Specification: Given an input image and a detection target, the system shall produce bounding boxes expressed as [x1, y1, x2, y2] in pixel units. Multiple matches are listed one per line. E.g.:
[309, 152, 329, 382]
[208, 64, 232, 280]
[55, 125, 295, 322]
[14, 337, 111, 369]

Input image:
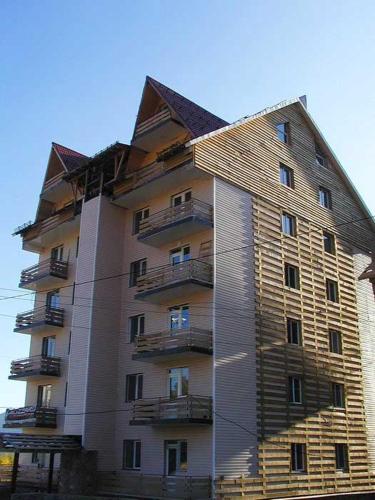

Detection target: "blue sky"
[0, 0, 374, 410]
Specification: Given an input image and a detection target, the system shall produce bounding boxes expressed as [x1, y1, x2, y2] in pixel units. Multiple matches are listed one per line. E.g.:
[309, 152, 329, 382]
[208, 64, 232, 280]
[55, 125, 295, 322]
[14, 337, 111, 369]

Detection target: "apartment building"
[4, 76, 375, 498]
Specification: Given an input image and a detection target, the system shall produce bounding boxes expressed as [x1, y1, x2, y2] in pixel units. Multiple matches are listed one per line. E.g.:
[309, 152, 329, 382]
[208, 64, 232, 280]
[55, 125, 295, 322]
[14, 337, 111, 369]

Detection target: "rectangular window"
[332, 383, 345, 408]
[129, 259, 147, 287]
[165, 440, 188, 475]
[51, 245, 64, 261]
[329, 330, 342, 354]
[319, 187, 332, 209]
[281, 212, 297, 236]
[323, 231, 335, 254]
[169, 305, 190, 330]
[291, 443, 306, 473]
[37, 384, 52, 408]
[169, 367, 189, 399]
[285, 264, 300, 289]
[170, 245, 191, 265]
[46, 290, 60, 309]
[287, 318, 302, 345]
[335, 444, 349, 472]
[280, 163, 294, 188]
[123, 440, 141, 470]
[41, 336, 56, 357]
[172, 190, 192, 207]
[326, 279, 339, 303]
[276, 122, 290, 143]
[129, 314, 145, 342]
[133, 207, 149, 234]
[125, 374, 143, 402]
[315, 142, 327, 168]
[289, 376, 303, 404]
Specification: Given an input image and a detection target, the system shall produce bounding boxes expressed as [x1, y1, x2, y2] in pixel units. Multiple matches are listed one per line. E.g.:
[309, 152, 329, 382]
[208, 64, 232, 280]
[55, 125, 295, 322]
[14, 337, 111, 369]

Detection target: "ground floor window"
[291, 443, 306, 473]
[123, 440, 141, 470]
[335, 443, 349, 472]
[165, 440, 187, 475]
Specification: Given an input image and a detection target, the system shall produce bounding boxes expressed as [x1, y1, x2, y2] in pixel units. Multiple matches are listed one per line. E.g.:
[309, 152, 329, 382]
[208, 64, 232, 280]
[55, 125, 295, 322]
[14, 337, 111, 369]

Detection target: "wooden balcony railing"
[15, 306, 64, 332]
[134, 327, 212, 358]
[9, 355, 61, 379]
[131, 395, 212, 425]
[19, 258, 68, 288]
[136, 260, 213, 295]
[4, 406, 57, 428]
[138, 199, 213, 239]
[43, 171, 65, 192]
[134, 108, 172, 137]
[98, 471, 211, 499]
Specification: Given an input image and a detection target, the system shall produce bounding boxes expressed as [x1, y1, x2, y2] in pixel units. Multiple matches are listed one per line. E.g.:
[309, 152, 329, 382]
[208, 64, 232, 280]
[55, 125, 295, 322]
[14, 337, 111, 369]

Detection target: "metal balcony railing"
[9, 355, 61, 379]
[15, 306, 64, 332]
[136, 260, 213, 296]
[4, 406, 57, 428]
[19, 258, 68, 288]
[138, 199, 213, 239]
[131, 395, 212, 425]
[134, 327, 212, 359]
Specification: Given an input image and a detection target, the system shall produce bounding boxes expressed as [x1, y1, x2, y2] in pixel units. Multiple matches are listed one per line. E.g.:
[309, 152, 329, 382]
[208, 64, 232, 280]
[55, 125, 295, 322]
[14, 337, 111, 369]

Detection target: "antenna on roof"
[299, 95, 307, 108]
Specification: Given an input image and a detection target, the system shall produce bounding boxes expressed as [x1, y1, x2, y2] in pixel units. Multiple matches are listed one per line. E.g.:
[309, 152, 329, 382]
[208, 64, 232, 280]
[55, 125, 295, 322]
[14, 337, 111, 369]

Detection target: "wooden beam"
[47, 452, 55, 493]
[11, 451, 19, 493]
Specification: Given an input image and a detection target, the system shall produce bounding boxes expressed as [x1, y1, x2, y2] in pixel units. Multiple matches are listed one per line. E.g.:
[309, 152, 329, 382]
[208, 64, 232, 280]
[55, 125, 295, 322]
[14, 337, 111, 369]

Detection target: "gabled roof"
[188, 97, 375, 232]
[52, 142, 89, 172]
[144, 76, 229, 138]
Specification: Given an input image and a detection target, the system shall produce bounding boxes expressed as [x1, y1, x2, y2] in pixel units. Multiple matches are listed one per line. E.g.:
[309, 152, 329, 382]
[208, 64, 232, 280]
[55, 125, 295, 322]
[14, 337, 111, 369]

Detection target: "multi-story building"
[5, 76, 375, 498]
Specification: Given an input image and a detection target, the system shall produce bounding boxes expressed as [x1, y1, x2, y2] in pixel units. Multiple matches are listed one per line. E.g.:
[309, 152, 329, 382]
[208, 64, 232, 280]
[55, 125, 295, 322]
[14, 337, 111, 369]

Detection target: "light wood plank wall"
[194, 104, 375, 496]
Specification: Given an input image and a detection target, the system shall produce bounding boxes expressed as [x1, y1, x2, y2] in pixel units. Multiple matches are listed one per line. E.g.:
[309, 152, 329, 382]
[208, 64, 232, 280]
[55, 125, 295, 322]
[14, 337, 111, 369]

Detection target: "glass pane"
[181, 307, 190, 328]
[168, 447, 177, 475]
[169, 373, 179, 399]
[180, 441, 188, 471]
[124, 441, 134, 469]
[135, 441, 141, 468]
[181, 368, 189, 396]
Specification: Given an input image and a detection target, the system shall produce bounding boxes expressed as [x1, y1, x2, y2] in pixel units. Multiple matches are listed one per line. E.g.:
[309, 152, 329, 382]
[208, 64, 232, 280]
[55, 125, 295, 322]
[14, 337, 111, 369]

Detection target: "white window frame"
[51, 245, 64, 261]
[129, 314, 145, 342]
[42, 336, 56, 357]
[133, 207, 149, 234]
[171, 189, 192, 207]
[168, 367, 189, 398]
[123, 440, 141, 470]
[129, 259, 147, 287]
[125, 373, 143, 402]
[169, 305, 190, 330]
[170, 245, 191, 265]
[319, 187, 332, 209]
[276, 122, 290, 144]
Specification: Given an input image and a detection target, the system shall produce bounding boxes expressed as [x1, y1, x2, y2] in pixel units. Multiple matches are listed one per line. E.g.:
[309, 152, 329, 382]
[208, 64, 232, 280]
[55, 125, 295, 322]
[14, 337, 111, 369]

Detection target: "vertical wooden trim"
[11, 451, 19, 493]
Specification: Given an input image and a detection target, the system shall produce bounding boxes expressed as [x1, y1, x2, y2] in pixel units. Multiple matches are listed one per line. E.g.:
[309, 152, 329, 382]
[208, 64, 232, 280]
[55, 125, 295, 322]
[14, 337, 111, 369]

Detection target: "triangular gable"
[188, 97, 375, 231]
[132, 76, 228, 141]
[52, 142, 89, 173]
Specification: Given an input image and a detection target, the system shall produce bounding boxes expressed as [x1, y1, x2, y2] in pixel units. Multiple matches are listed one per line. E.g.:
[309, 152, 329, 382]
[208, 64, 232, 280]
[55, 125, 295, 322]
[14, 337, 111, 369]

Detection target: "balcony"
[135, 260, 213, 304]
[132, 108, 186, 152]
[14, 306, 64, 334]
[3, 406, 57, 428]
[19, 258, 68, 289]
[138, 199, 213, 247]
[9, 355, 61, 381]
[130, 395, 212, 426]
[133, 327, 212, 362]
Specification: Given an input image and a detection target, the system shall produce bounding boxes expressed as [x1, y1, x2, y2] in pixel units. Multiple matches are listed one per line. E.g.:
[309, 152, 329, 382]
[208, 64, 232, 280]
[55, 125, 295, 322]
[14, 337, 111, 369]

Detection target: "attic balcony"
[130, 395, 212, 426]
[132, 108, 186, 152]
[19, 258, 68, 290]
[132, 327, 213, 362]
[14, 306, 64, 334]
[135, 260, 213, 304]
[3, 406, 57, 429]
[14, 200, 82, 253]
[138, 199, 213, 247]
[40, 171, 72, 203]
[9, 355, 61, 381]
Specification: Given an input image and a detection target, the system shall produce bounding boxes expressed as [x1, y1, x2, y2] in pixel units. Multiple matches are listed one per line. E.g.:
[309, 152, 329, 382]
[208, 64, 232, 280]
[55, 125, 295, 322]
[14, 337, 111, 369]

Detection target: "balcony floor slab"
[135, 280, 213, 305]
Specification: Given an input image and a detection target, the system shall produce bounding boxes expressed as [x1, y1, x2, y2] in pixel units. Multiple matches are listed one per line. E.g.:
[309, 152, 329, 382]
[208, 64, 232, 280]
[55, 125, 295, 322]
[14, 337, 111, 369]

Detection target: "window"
[287, 318, 302, 345]
[335, 444, 349, 472]
[281, 212, 297, 236]
[170, 245, 191, 265]
[126, 374, 143, 402]
[37, 385, 52, 408]
[323, 231, 335, 254]
[129, 314, 145, 342]
[169, 305, 190, 330]
[165, 440, 188, 475]
[172, 190, 192, 207]
[280, 163, 294, 188]
[169, 368, 189, 399]
[133, 207, 149, 234]
[332, 383, 345, 408]
[315, 142, 327, 168]
[123, 440, 141, 470]
[41, 336, 56, 357]
[51, 245, 63, 261]
[326, 279, 339, 303]
[319, 187, 332, 209]
[289, 376, 303, 404]
[285, 264, 300, 289]
[46, 290, 60, 309]
[276, 122, 290, 144]
[329, 330, 342, 354]
[291, 443, 306, 473]
[129, 259, 147, 287]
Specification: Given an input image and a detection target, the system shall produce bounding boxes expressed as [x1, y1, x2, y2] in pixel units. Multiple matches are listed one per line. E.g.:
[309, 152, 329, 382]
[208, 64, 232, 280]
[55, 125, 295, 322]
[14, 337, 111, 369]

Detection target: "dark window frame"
[319, 187, 332, 209]
[332, 382, 345, 409]
[326, 278, 339, 303]
[289, 376, 303, 404]
[280, 163, 294, 188]
[285, 263, 300, 290]
[276, 122, 290, 144]
[323, 231, 336, 255]
[281, 212, 297, 237]
[129, 314, 145, 342]
[123, 440, 141, 470]
[133, 207, 150, 235]
[129, 259, 147, 287]
[287, 318, 302, 346]
[335, 443, 349, 472]
[291, 443, 306, 473]
[329, 329, 343, 354]
[125, 373, 143, 402]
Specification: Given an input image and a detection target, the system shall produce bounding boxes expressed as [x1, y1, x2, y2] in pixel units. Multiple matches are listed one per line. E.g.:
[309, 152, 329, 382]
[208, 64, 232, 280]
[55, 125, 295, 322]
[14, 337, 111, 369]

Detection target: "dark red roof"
[147, 76, 228, 138]
[52, 142, 89, 172]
